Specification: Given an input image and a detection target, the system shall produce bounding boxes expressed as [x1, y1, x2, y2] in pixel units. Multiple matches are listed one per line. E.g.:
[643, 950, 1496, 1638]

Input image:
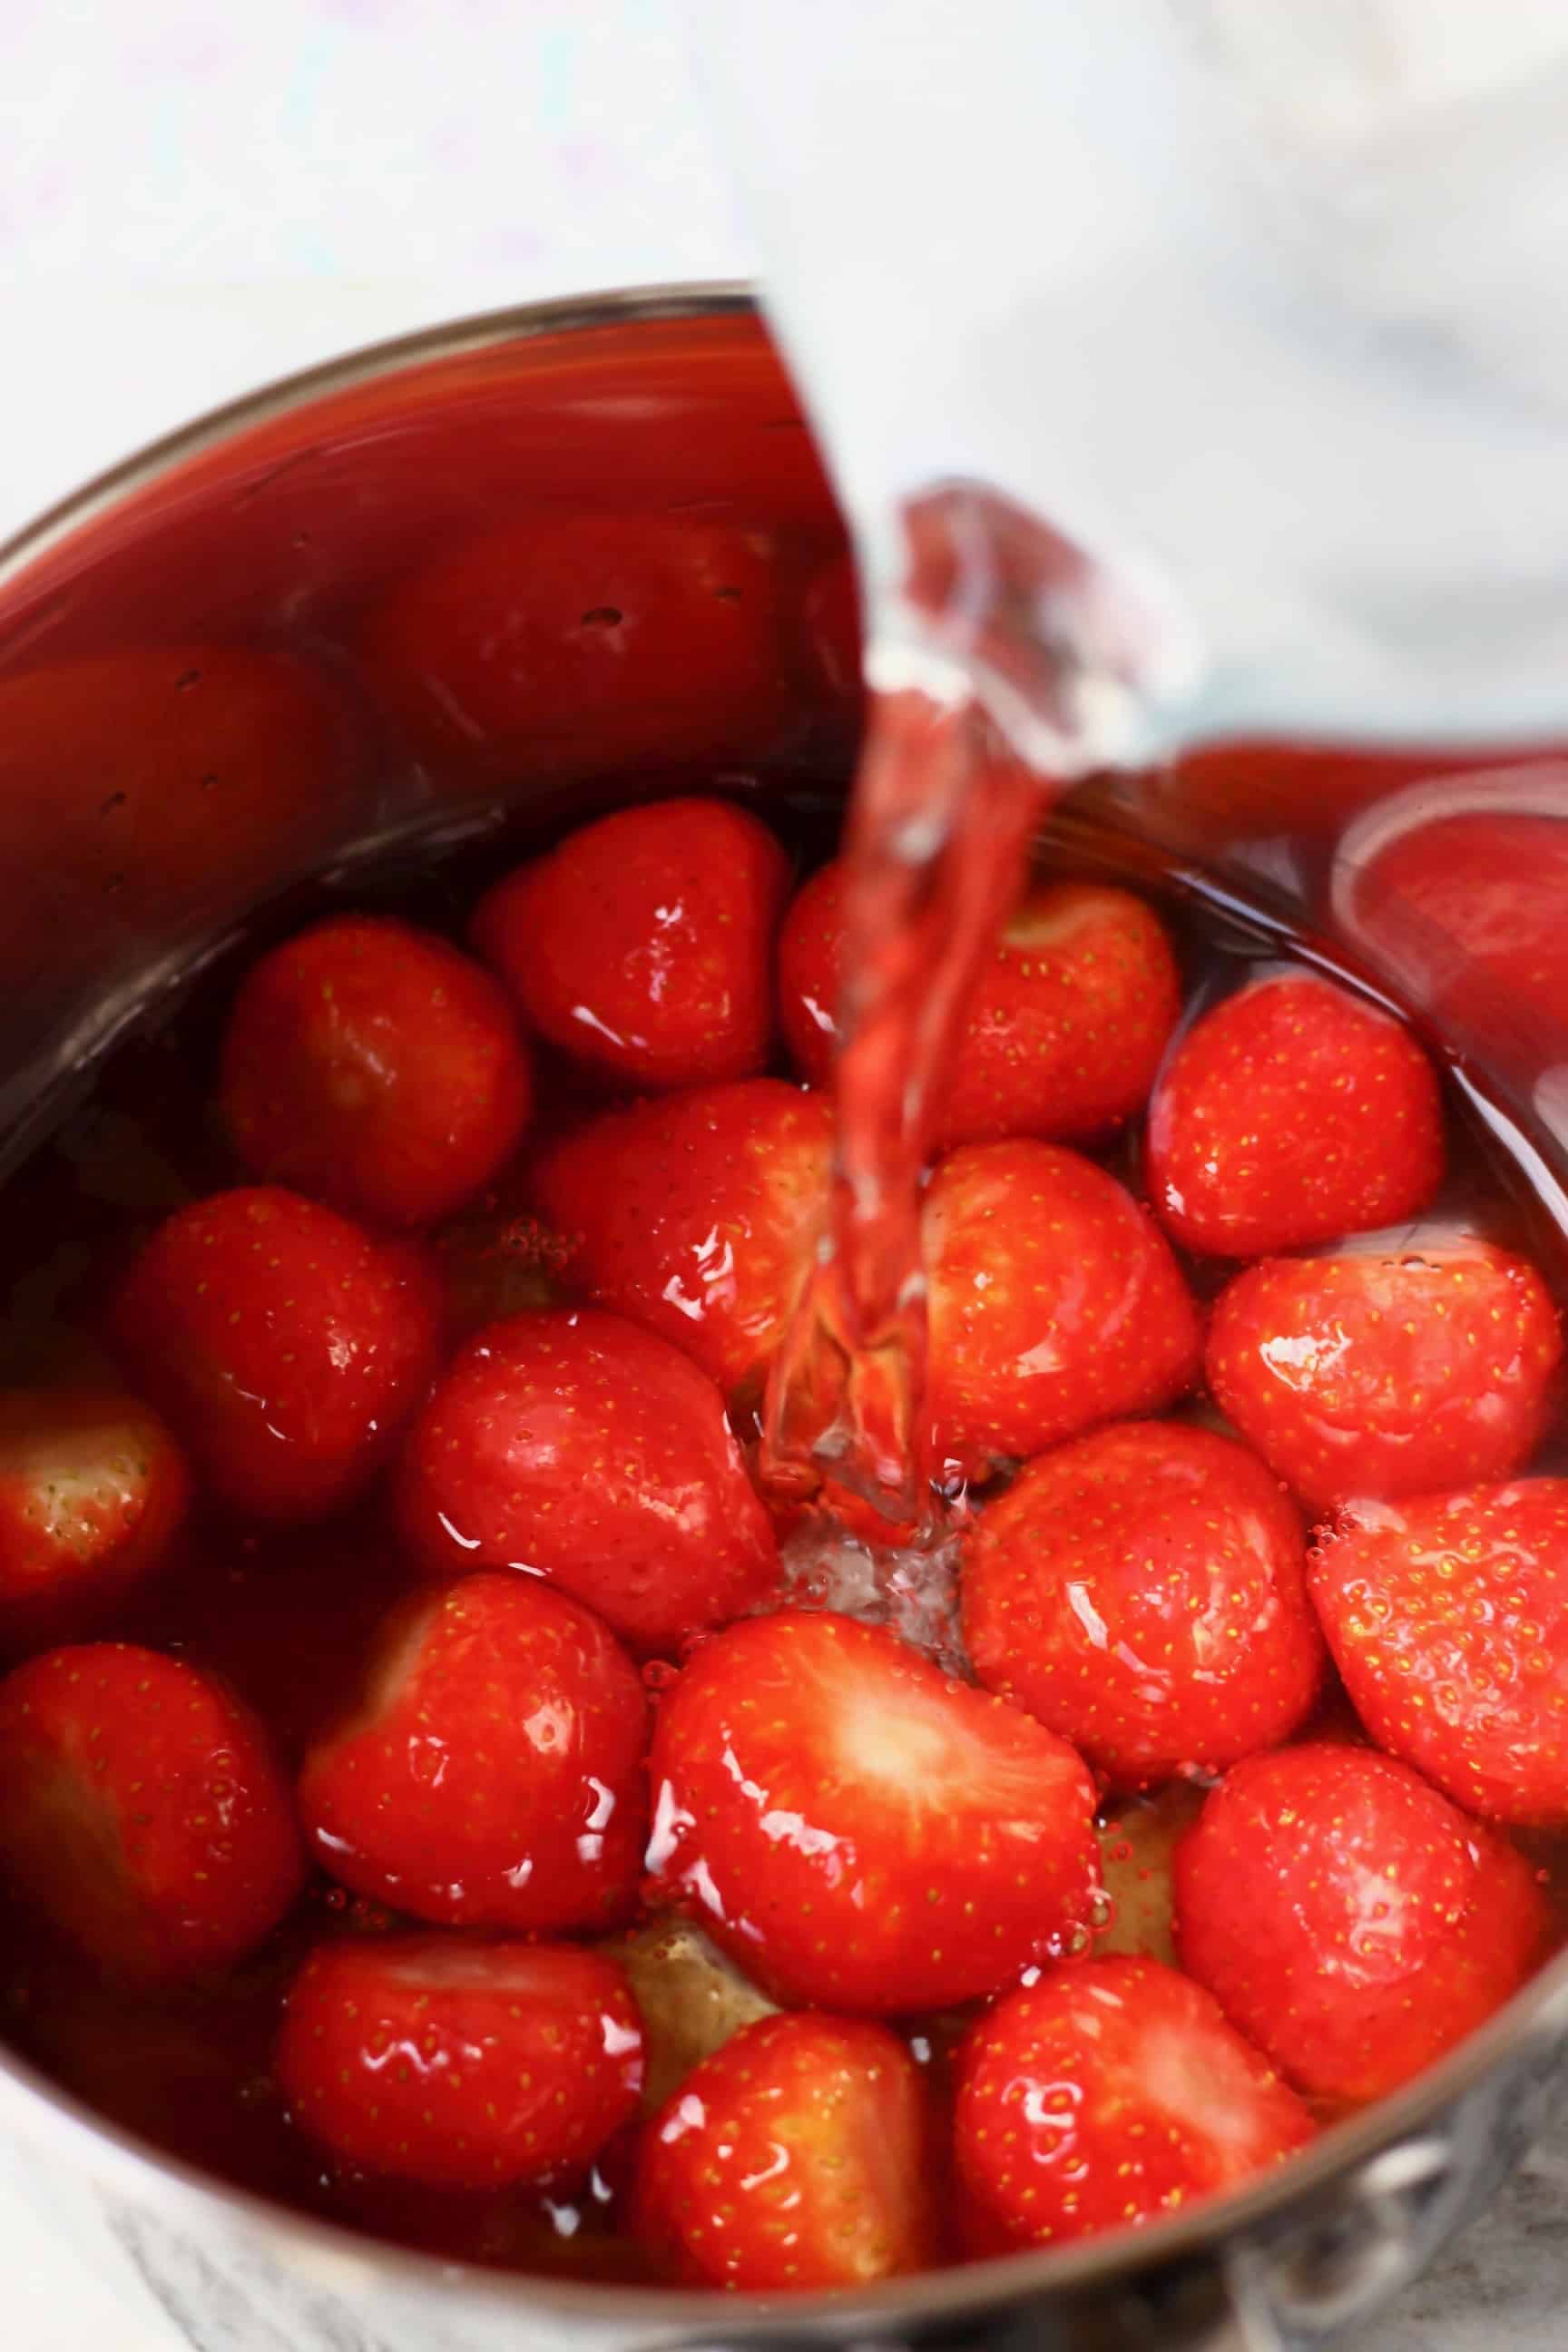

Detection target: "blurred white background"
[0, 0, 748, 539]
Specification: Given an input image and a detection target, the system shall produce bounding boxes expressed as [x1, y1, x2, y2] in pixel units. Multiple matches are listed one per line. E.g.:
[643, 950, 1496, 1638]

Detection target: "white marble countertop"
[1, 5, 1565, 2346]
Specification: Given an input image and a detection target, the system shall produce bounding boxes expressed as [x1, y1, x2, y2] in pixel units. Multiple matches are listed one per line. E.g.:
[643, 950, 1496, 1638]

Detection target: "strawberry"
[111, 1186, 441, 1524]
[220, 914, 533, 1228]
[530, 1080, 832, 1397]
[396, 1308, 778, 1652]
[645, 1609, 1102, 2013]
[1308, 1481, 1568, 1824]
[1145, 972, 1446, 1259]
[1173, 1743, 1548, 2104]
[299, 1572, 648, 1933]
[364, 512, 787, 784]
[924, 1142, 1200, 1482]
[0, 1642, 302, 1982]
[610, 1916, 777, 2114]
[1095, 1783, 1207, 1967]
[963, 1422, 1322, 1790]
[1207, 1242, 1561, 1511]
[279, 1936, 644, 2190]
[0, 1387, 191, 1650]
[779, 864, 1180, 1149]
[472, 798, 788, 1091]
[635, 2010, 931, 2289]
[954, 1955, 1313, 2249]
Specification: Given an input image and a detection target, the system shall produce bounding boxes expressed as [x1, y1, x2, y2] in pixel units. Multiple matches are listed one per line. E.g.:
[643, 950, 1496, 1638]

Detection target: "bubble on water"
[775, 1514, 971, 1675]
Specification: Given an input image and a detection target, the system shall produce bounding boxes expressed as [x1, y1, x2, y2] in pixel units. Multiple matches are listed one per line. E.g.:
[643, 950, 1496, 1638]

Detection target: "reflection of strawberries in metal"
[363, 513, 789, 784]
[0, 644, 360, 997]
[1338, 794, 1568, 1083]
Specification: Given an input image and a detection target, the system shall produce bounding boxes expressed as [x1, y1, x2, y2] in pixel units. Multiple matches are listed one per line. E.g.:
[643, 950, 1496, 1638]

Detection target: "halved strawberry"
[924, 1142, 1200, 1482]
[1173, 1743, 1548, 2103]
[1208, 1241, 1561, 1510]
[396, 1308, 778, 1652]
[0, 1387, 191, 1650]
[634, 2010, 932, 2289]
[472, 797, 788, 1091]
[780, 864, 1180, 1149]
[0, 1642, 302, 1982]
[220, 914, 533, 1228]
[298, 1572, 647, 1933]
[1145, 972, 1446, 1259]
[530, 1081, 832, 1398]
[645, 1609, 1102, 2013]
[111, 1186, 442, 1524]
[1308, 1481, 1568, 1824]
[955, 1955, 1313, 2248]
[279, 1936, 644, 2190]
[963, 1422, 1322, 1789]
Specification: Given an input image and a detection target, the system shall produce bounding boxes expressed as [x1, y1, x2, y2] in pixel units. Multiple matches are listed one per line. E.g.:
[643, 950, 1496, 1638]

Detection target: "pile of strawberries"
[0, 792, 1563, 2295]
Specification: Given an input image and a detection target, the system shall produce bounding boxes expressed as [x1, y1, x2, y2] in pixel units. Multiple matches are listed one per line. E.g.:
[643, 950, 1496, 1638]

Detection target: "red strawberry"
[0, 1387, 191, 1650]
[1145, 972, 1446, 1258]
[1308, 1481, 1568, 1824]
[924, 1142, 1200, 1482]
[1208, 1242, 1561, 1511]
[780, 864, 1180, 1149]
[397, 1308, 778, 1651]
[299, 1572, 647, 1932]
[530, 1080, 832, 1397]
[364, 512, 787, 784]
[634, 2011, 932, 2289]
[963, 1422, 1322, 1790]
[645, 1609, 1102, 2013]
[0, 1642, 302, 1982]
[472, 798, 788, 1091]
[1173, 1743, 1548, 2103]
[954, 1955, 1313, 2249]
[220, 914, 533, 1228]
[111, 1186, 442, 1524]
[279, 1936, 644, 2190]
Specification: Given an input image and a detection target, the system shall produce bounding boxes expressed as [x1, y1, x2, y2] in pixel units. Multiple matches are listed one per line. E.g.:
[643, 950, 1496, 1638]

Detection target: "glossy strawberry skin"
[0, 1387, 191, 1651]
[396, 1307, 779, 1651]
[279, 1936, 644, 2190]
[220, 914, 533, 1228]
[955, 1955, 1313, 2248]
[924, 1142, 1200, 1482]
[1208, 1243, 1561, 1511]
[645, 1609, 1102, 2014]
[780, 864, 1180, 1148]
[964, 1422, 1322, 1789]
[111, 1187, 442, 1524]
[0, 1642, 302, 1984]
[473, 798, 788, 1091]
[1145, 973, 1446, 1259]
[1173, 1743, 1548, 2103]
[530, 1081, 832, 1397]
[635, 2011, 932, 2289]
[1308, 1482, 1568, 1824]
[299, 1572, 648, 1934]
